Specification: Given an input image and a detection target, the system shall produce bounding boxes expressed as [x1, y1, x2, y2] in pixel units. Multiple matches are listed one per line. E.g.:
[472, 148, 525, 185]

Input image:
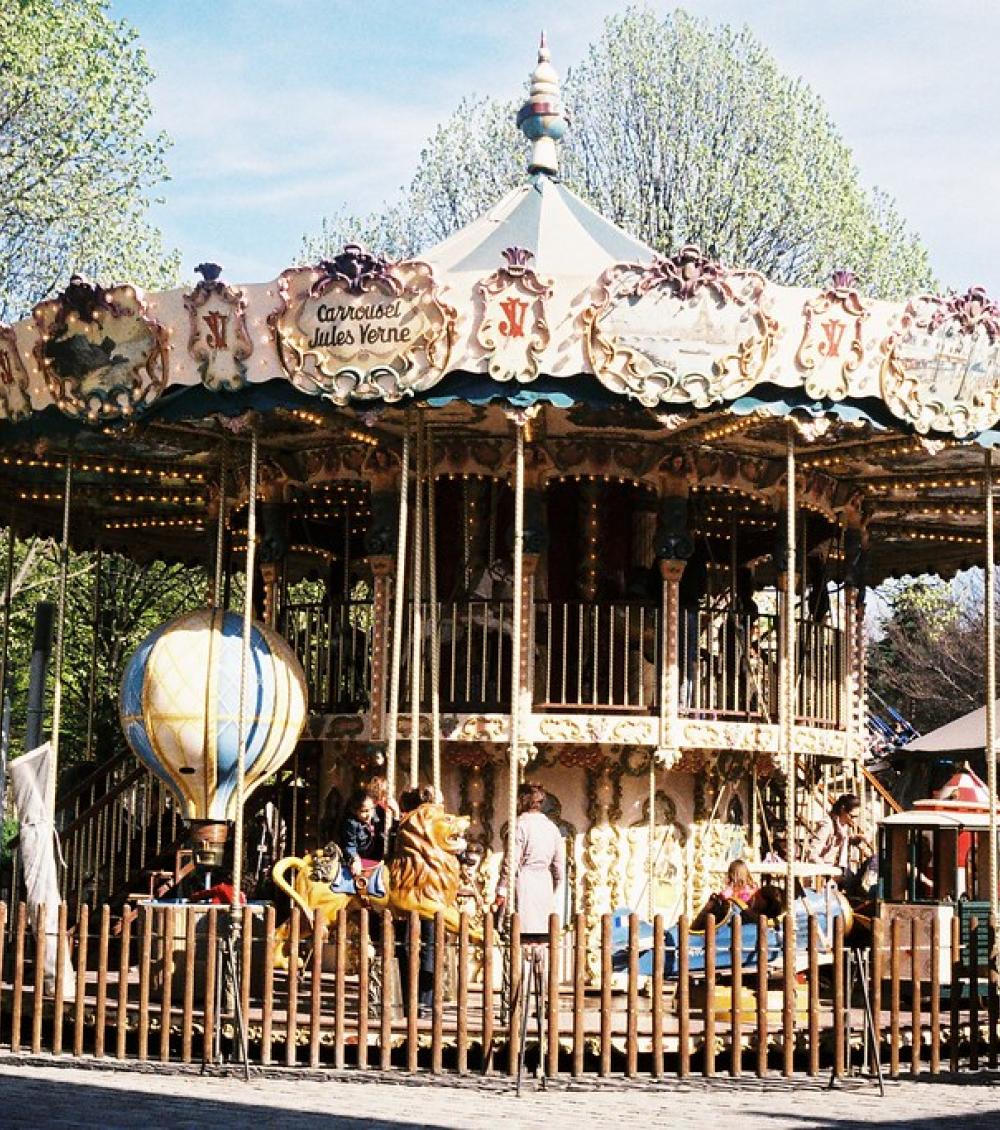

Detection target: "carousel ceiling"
[0, 41, 995, 583]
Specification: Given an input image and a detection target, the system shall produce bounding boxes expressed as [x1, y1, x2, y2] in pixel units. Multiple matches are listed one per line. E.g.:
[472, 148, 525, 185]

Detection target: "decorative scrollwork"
[184, 266, 253, 391]
[476, 248, 553, 382]
[795, 271, 868, 401]
[0, 326, 32, 422]
[584, 247, 777, 408]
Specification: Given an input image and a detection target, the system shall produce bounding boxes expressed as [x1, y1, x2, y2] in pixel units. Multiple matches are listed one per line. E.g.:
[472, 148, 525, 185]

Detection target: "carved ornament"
[0, 326, 32, 422]
[476, 248, 553, 382]
[795, 271, 868, 401]
[184, 266, 253, 391]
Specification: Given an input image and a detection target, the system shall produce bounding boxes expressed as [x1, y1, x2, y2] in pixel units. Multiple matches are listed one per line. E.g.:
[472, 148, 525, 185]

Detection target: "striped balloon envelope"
[119, 608, 307, 822]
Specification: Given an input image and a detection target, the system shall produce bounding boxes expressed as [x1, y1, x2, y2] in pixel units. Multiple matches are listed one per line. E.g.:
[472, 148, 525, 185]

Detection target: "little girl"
[721, 858, 758, 907]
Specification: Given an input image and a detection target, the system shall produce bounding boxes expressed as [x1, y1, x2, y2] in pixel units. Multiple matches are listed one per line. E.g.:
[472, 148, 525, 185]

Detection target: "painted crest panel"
[475, 247, 552, 382]
[0, 327, 32, 422]
[880, 287, 1000, 436]
[270, 245, 455, 404]
[583, 246, 777, 408]
[795, 272, 868, 401]
[184, 266, 253, 391]
[32, 276, 168, 422]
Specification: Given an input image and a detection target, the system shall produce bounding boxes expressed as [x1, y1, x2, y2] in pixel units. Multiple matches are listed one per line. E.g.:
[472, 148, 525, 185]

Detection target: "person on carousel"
[721, 858, 758, 908]
[807, 793, 873, 896]
[340, 787, 389, 881]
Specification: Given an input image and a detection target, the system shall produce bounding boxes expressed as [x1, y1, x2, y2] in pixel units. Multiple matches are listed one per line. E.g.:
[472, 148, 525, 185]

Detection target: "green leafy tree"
[0, 0, 178, 320]
[303, 8, 933, 298]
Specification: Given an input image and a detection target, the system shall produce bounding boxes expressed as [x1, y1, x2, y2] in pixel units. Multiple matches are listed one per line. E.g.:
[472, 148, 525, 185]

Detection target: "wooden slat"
[181, 907, 195, 1063]
[308, 912, 323, 1068]
[970, 916, 981, 1071]
[406, 911, 419, 1073]
[0, 902, 6, 1050]
[53, 902, 67, 1055]
[678, 915, 690, 1078]
[11, 902, 26, 1054]
[138, 904, 152, 1061]
[930, 913, 941, 1074]
[73, 903, 88, 1058]
[807, 914, 820, 1077]
[509, 917, 523, 1078]
[626, 911, 639, 1078]
[547, 913, 559, 1080]
[116, 908, 132, 1060]
[334, 910, 347, 1069]
[379, 909, 392, 1071]
[202, 910, 218, 1066]
[431, 912, 445, 1074]
[889, 915, 901, 1078]
[950, 915, 961, 1072]
[261, 905, 275, 1066]
[756, 915, 768, 1078]
[704, 914, 716, 1078]
[286, 906, 300, 1067]
[652, 915, 664, 1079]
[95, 905, 110, 1059]
[240, 904, 253, 1040]
[571, 912, 584, 1077]
[159, 906, 174, 1063]
[832, 915, 844, 1080]
[599, 913, 612, 1076]
[357, 907, 370, 1070]
[730, 911, 742, 1078]
[910, 917, 921, 1076]
[31, 902, 45, 1054]
[455, 912, 468, 1075]
[871, 917, 884, 1061]
[782, 913, 794, 1077]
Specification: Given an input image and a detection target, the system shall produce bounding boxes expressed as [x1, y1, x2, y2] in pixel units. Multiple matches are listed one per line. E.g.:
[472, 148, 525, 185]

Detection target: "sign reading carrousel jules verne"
[271, 245, 455, 404]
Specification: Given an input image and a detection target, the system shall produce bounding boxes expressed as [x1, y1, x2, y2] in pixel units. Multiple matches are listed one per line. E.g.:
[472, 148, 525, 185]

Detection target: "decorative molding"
[32, 275, 168, 422]
[796, 272, 868, 401]
[184, 266, 253, 391]
[583, 246, 777, 408]
[475, 247, 553, 382]
[270, 246, 456, 404]
[0, 326, 33, 422]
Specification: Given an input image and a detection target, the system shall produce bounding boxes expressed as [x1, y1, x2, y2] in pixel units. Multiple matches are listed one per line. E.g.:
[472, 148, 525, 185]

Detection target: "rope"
[231, 422, 258, 907]
[48, 444, 73, 818]
[409, 412, 424, 789]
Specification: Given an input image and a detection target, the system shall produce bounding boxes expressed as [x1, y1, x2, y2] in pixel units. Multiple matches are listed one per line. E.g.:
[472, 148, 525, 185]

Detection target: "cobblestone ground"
[2, 1058, 1000, 1129]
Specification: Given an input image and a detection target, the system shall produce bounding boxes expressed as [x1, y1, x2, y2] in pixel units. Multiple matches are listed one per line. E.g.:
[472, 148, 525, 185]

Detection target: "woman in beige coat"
[495, 782, 565, 939]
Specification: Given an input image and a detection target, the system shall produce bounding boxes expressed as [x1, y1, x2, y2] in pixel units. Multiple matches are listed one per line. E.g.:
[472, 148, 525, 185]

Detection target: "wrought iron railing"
[284, 599, 372, 713]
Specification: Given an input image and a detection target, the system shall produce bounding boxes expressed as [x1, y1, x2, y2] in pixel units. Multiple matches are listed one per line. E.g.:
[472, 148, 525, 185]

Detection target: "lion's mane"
[389, 804, 462, 906]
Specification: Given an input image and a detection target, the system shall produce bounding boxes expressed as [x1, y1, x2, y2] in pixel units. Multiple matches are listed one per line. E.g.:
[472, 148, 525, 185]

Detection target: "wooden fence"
[0, 901, 997, 1079]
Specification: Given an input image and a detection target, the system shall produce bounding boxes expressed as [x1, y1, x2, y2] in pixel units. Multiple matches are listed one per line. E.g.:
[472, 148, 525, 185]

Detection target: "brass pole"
[48, 446, 74, 818]
[231, 422, 259, 905]
[507, 420, 526, 917]
[213, 440, 228, 606]
[409, 413, 424, 788]
[385, 419, 412, 805]
[985, 449, 998, 949]
[427, 425, 441, 795]
[783, 430, 797, 916]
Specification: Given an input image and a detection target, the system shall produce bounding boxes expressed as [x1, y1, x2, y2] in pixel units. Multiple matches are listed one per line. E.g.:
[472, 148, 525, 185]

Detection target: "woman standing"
[495, 781, 565, 939]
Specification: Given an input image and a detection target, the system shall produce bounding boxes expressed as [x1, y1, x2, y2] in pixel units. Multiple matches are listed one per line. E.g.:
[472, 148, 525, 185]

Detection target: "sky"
[112, 0, 1000, 295]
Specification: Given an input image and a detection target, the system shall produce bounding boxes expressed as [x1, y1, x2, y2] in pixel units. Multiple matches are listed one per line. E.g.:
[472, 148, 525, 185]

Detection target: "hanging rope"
[47, 445, 74, 817]
[231, 421, 259, 907]
[427, 424, 441, 795]
[385, 418, 412, 805]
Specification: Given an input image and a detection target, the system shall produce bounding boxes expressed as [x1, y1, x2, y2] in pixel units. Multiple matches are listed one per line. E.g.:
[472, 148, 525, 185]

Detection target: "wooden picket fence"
[1, 900, 998, 1079]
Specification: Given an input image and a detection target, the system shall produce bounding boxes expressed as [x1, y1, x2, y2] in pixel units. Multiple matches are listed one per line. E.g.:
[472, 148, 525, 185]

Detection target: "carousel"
[2, 39, 1000, 992]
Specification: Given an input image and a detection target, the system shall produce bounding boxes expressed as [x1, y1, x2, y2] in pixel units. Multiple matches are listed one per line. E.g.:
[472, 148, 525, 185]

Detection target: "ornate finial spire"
[516, 33, 569, 177]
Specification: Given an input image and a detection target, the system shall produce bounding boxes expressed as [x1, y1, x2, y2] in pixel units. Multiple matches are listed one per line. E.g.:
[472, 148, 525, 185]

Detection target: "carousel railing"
[534, 600, 659, 711]
[679, 609, 778, 721]
[0, 899, 992, 1080]
[795, 619, 846, 728]
[283, 599, 372, 713]
[399, 599, 513, 712]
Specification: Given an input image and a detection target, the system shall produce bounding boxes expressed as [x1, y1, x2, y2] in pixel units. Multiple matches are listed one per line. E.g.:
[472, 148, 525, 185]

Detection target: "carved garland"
[584, 245, 778, 408]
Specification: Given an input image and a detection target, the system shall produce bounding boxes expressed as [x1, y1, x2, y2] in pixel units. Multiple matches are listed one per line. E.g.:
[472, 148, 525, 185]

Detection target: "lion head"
[389, 803, 469, 909]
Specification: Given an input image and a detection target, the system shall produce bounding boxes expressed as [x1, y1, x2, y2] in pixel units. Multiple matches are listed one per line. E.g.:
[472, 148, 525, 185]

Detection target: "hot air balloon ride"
[120, 607, 307, 871]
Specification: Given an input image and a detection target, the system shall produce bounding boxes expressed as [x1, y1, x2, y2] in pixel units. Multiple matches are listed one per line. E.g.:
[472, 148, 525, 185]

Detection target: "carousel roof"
[0, 38, 997, 582]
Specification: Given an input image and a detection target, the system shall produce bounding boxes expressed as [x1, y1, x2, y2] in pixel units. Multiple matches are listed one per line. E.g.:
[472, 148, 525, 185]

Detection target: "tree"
[303, 8, 933, 299]
[868, 575, 988, 735]
[0, 0, 178, 321]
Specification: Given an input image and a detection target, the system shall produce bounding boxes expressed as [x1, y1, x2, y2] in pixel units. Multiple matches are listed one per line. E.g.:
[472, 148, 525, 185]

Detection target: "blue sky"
[113, 1, 1000, 295]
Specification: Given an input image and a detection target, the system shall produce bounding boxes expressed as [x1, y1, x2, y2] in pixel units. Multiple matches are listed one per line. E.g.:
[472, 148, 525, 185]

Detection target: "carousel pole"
[409, 412, 425, 789]
[84, 547, 102, 759]
[213, 440, 229, 606]
[984, 449, 999, 955]
[385, 418, 412, 806]
[427, 424, 442, 796]
[782, 428, 797, 916]
[507, 418, 526, 919]
[231, 422, 259, 907]
[0, 512, 15, 723]
[47, 444, 74, 819]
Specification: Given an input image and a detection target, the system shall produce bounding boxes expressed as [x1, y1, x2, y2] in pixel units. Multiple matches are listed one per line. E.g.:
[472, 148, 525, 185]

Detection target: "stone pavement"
[1, 1058, 1000, 1129]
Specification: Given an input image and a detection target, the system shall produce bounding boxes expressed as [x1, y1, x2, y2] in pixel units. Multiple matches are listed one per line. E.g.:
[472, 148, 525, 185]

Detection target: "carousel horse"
[271, 802, 479, 968]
